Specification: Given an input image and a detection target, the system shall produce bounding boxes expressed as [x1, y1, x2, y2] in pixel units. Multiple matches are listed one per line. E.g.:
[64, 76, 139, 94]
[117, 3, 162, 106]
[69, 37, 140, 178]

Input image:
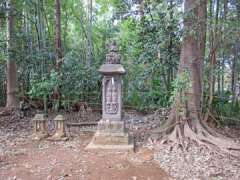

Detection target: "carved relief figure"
[106, 79, 112, 113]
[106, 41, 121, 64]
[105, 77, 118, 114]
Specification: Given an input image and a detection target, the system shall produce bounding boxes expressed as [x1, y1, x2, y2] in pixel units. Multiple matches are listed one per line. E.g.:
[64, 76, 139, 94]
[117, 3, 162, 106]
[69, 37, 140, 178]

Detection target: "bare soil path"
[0, 133, 170, 180]
[2, 109, 239, 179]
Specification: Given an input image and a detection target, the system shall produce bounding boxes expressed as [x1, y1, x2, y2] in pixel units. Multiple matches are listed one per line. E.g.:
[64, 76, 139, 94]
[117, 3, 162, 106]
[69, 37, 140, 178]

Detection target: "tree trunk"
[152, 0, 240, 156]
[55, 0, 62, 67]
[221, 0, 228, 95]
[157, 0, 205, 138]
[177, 0, 203, 123]
[87, 0, 93, 67]
[167, 0, 174, 91]
[197, 0, 207, 111]
[232, 1, 240, 104]
[54, 0, 62, 111]
[231, 53, 237, 104]
[6, 0, 17, 109]
[208, 0, 220, 108]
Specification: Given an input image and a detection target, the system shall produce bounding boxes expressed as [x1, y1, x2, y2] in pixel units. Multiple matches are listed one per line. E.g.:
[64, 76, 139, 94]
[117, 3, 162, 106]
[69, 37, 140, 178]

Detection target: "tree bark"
[178, 0, 202, 121]
[167, 0, 174, 91]
[208, 0, 220, 107]
[220, 0, 228, 96]
[6, 0, 17, 109]
[197, 0, 207, 111]
[152, 0, 240, 156]
[159, 0, 204, 137]
[55, 0, 62, 69]
[53, 0, 62, 111]
[232, 0, 240, 103]
[87, 0, 93, 67]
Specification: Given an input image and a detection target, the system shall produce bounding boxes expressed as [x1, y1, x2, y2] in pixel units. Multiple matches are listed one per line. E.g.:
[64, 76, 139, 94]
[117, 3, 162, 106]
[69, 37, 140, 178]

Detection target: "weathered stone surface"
[98, 64, 126, 75]
[86, 41, 133, 151]
[102, 75, 123, 121]
[54, 114, 65, 121]
[93, 133, 129, 145]
[106, 41, 121, 64]
[32, 114, 46, 122]
[92, 120, 130, 145]
[31, 114, 48, 141]
[97, 120, 125, 134]
[48, 114, 68, 141]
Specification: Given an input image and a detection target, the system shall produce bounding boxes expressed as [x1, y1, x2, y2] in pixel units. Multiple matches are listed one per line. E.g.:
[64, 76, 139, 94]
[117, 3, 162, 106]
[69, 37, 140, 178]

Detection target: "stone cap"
[99, 64, 126, 75]
[32, 114, 46, 121]
[54, 114, 65, 121]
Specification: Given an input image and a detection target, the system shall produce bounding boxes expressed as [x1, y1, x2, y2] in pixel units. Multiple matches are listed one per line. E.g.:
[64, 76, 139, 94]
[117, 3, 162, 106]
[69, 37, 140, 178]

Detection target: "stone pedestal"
[48, 114, 68, 141]
[86, 119, 133, 150]
[92, 120, 130, 145]
[31, 114, 48, 141]
[86, 41, 134, 151]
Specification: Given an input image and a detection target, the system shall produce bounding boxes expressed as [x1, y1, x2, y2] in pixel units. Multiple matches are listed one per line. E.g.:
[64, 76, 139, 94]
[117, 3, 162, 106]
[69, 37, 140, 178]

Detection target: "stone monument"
[86, 41, 134, 150]
[31, 114, 48, 141]
[48, 114, 68, 141]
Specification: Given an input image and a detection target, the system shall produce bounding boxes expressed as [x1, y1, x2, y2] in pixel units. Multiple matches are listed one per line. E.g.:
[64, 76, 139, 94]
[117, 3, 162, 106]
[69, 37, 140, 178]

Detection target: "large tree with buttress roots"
[153, 0, 240, 156]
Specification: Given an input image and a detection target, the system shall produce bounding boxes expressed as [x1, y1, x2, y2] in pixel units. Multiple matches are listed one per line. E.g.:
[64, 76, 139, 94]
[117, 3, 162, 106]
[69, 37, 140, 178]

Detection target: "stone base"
[47, 131, 68, 141]
[86, 140, 134, 151]
[85, 120, 134, 151]
[31, 132, 48, 141]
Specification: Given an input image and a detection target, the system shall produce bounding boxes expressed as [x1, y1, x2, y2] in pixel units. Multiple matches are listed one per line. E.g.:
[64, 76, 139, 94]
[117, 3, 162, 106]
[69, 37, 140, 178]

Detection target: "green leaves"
[170, 70, 190, 104]
[28, 70, 60, 98]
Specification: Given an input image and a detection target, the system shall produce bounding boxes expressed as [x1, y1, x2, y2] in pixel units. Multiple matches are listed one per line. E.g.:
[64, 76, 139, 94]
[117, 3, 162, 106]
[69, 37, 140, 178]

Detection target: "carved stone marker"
[31, 114, 48, 141]
[86, 41, 134, 151]
[48, 114, 68, 141]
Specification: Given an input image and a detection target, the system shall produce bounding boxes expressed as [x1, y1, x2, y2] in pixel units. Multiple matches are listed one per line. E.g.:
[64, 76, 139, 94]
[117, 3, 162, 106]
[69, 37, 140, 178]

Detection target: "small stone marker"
[48, 114, 68, 141]
[86, 41, 134, 151]
[31, 114, 48, 141]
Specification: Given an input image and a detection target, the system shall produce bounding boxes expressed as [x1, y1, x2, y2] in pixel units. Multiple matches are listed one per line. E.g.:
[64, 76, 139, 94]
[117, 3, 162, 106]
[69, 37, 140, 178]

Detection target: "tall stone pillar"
[86, 41, 134, 150]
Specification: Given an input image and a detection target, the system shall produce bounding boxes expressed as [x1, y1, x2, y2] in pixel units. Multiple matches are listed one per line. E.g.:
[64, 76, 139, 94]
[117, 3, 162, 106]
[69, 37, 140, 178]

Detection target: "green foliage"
[170, 70, 190, 104]
[28, 70, 59, 99]
[115, 1, 181, 110]
[60, 51, 101, 105]
[0, 0, 239, 124]
[211, 91, 240, 125]
[0, 65, 5, 106]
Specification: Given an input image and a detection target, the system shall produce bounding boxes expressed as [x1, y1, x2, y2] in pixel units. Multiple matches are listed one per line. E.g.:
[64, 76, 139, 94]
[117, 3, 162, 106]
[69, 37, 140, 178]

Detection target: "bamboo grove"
[0, 0, 239, 125]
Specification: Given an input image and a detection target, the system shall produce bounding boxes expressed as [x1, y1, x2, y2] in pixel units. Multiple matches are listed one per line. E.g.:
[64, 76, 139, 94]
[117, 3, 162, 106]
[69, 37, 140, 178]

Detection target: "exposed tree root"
[149, 113, 240, 158]
[0, 107, 13, 117]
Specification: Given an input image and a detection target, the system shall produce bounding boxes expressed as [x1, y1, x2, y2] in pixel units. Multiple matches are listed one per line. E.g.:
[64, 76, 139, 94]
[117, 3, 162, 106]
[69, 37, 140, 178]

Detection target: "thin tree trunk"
[167, 0, 174, 91]
[232, 0, 240, 103]
[215, 0, 221, 95]
[55, 0, 62, 68]
[87, 0, 93, 67]
[63, 6, 68, 52]
[197, 0, 207, 112]
[6, 0, 17, 109]
[53, 0, 62, 112]
[221, 0, 228, 95]
[231, 53, 237, 103]
[208, 0, 220, 108]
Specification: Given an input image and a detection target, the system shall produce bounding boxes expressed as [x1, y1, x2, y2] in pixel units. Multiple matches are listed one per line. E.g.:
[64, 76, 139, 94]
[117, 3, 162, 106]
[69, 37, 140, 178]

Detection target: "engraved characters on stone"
[105, 77, 118, 114]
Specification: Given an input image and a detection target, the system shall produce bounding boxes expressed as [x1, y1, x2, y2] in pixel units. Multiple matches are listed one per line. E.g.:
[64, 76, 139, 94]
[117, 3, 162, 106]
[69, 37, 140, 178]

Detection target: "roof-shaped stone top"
[99, 64, 126, 75]
[100, 40, 126, 75]
[54, 114, 65, 121]
[32, 114, 46, 121]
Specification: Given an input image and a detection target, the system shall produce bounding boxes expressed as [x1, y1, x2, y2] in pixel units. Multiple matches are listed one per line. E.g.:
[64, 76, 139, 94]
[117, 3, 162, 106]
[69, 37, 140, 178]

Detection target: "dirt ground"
[0, 132, 170, 180]
[1, 108, 239, 180]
